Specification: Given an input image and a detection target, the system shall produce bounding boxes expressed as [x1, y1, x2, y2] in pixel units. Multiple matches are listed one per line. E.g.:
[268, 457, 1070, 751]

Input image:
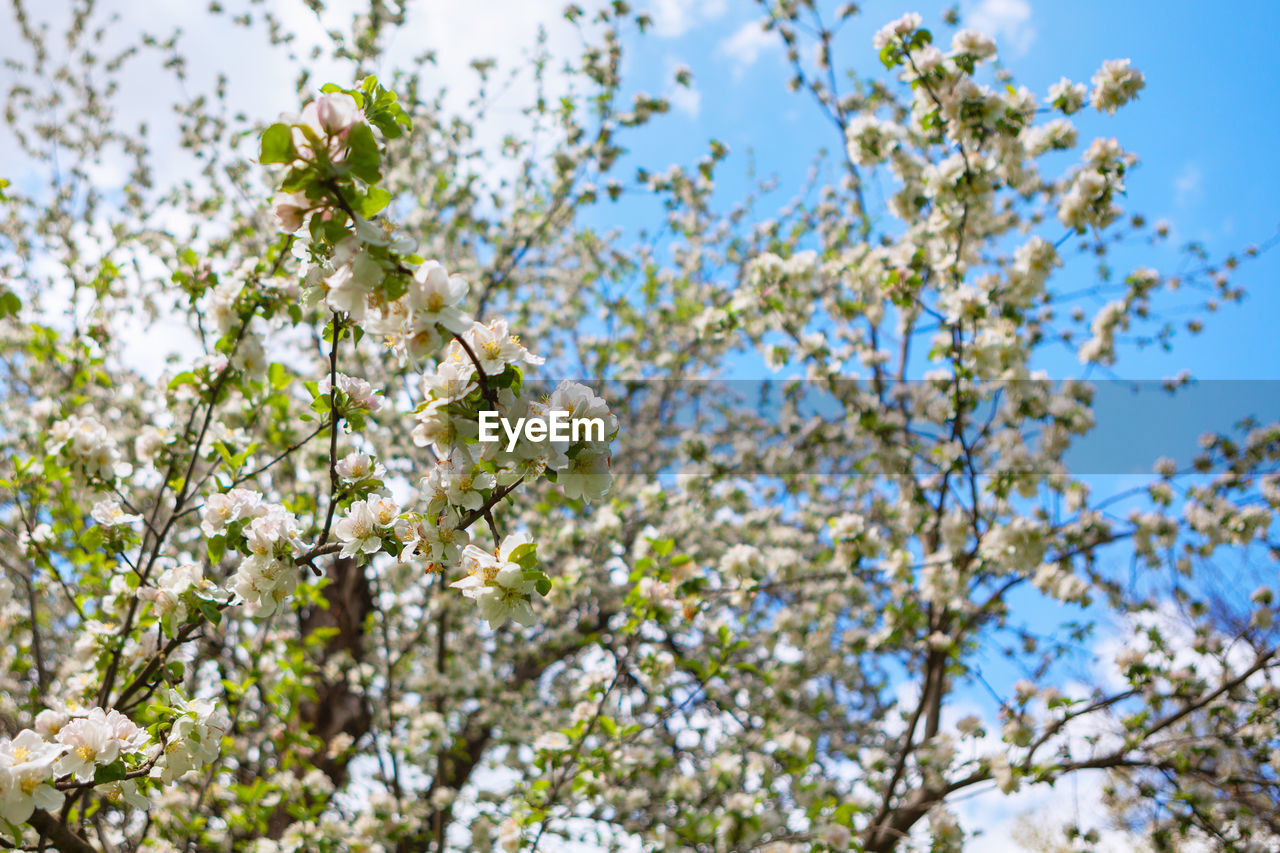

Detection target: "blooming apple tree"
[1, 1, 1279, 852]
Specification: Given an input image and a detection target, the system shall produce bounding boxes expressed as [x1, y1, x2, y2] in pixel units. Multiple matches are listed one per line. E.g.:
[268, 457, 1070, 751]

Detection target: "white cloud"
[959, 771, 1144, 853]
[716, 19, 778, 76]
[647, 0, 728, 38]
[667, 82, 701, 118]
[964, 0, 1036, 57]
[665, 60, 700, 118]
[1174, 162, 1202, 208]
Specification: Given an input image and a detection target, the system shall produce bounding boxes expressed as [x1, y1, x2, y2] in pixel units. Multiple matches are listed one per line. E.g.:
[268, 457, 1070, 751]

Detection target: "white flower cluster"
[151, 690, 227, 784]
[1022, 117, 1078, 157]
[872, 12, 922, 51]
[270, 96, 363, 234]
[980, 516, 1048, 574]
[233, 509, 304, 617]
[1090, 58, 1145, 114]
[48, 415, 130, 482]
[415, 359, 616, 504]
[1047, 77, 1087, 114]
[450, 533, 539, 628]
[1058, 138, 1136, 232]
[293, 92, 362, 164]
[393, 509, 470, 572]
[90, 498, 141, 528]
[139, 563, 219, 636]
[950, 28, 996, 61]
[1078, 299, 1128, 365]
[201, 489, 303, 616]
[358, 258, 476, 362]
[749, 250, 819, 287]
[17, 522, 54, 556]
[270, 95, 481, 365]
[844, 115, 903, 166]
[319, 372, 385, 412]
[334, 450, 383, 483]
[334, 495, 399, 558]
[1005, 236, 1062, 307]
[938, 280, 990, 324]
[422, 449, 495, 511]
[0, 707, 150, 824]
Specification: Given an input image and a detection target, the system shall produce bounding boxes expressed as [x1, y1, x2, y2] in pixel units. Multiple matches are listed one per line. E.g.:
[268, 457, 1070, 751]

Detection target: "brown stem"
[28, 809, 96, 853]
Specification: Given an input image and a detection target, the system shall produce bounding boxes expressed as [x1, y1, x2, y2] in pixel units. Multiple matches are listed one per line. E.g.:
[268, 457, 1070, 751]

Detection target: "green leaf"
[80, 526, 104, 552]
[196, 597, 223, 626]
[535, 577, 552, 596]
[207, 534, 226, 565]
[168, 371, 198, 390]
[214, 441, 235, 466]
[359, 186, 392, 217]
[508, 542, 538, 569]
[93, 762, 128, 785]
[345, 123, 382, 184]
[0, 291, 21, 317]
[268, 362, 290, 391]
[281, 166, 311, 193]
[259, 123, 297, 164]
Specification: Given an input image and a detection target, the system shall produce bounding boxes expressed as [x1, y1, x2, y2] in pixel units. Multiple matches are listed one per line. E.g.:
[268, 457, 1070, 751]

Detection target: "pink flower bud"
[272, 192, 309, 232]
[303, 92, 361, 136]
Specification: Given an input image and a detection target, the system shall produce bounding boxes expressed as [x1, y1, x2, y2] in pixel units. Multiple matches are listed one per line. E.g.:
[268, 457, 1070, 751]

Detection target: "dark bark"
[28, 809, 97, 853]
[266, 555, 374, 838]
